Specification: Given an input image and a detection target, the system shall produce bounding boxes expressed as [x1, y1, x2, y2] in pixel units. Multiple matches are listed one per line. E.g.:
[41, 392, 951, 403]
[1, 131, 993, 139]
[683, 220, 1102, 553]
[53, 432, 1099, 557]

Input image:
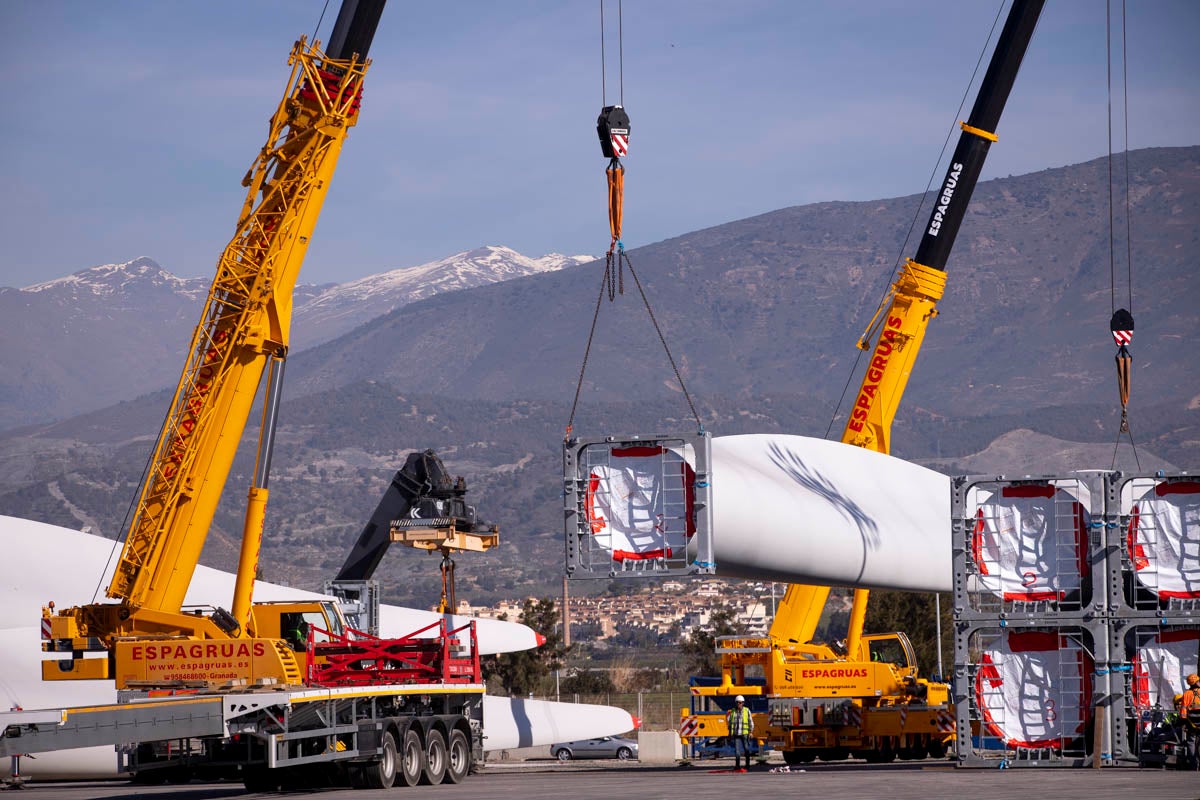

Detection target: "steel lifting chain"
[606, 158, 626, 299]
[566, 246, 703, 439]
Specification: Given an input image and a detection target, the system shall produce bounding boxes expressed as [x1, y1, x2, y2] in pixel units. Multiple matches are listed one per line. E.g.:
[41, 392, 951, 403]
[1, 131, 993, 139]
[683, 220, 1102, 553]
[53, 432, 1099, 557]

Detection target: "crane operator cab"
[866, 634, 914, 674]
[254, 601, 347, 653]
[281, 615, 310, 652]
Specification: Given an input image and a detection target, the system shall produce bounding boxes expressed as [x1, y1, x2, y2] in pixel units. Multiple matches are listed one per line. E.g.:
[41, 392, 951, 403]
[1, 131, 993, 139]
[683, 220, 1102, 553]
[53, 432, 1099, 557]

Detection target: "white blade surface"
[0, 515, 539, 653]
[0, 626, 119, 780]
[708, 435, 952, 591]
[0, 517, 630, 779]
[480, 695, 635, 752]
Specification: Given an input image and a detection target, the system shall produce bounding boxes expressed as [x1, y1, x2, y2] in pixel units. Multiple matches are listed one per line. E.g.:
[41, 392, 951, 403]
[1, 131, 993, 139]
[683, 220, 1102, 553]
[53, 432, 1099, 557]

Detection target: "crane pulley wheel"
[597, 105, 630, 158]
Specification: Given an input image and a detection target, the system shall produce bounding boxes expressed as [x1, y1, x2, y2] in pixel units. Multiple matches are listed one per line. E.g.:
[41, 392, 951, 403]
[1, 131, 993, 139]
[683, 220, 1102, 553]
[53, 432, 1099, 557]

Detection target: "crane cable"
[1106, 0, 1139, 470]
[600, 0, 628, 262]
[566, 1, 703, 438]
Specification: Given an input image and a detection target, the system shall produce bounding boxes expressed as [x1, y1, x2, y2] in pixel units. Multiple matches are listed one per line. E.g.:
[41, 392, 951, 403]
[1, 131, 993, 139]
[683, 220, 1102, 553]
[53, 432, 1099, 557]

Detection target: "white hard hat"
[735, 695, 745, 702]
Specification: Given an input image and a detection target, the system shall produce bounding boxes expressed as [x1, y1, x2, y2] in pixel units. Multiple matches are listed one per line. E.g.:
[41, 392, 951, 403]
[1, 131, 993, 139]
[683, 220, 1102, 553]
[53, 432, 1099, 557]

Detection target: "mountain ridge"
[283, 146, 1199, 419]
[1, 146, 1196, 605]
[0, 246, 592, 429]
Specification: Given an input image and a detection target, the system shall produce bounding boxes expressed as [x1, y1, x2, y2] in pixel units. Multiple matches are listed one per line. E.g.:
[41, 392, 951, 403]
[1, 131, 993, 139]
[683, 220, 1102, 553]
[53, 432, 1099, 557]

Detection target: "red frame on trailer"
[305, 619, 481, 687]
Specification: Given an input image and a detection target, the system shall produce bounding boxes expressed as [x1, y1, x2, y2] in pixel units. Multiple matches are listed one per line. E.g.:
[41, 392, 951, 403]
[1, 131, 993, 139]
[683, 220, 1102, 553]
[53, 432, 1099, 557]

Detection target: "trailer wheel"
[444, 728, 472, 784]
[420, 728, 448, 785]
[363, 730, 398, 789]
[398, 727, 424, 787]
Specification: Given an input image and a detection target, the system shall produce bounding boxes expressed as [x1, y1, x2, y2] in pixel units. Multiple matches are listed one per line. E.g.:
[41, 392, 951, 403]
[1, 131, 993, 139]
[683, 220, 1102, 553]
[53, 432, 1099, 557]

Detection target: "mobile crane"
[6, 1, 493, 788]
[684, 0, 1045, 764]
[40, 0, 387, 689]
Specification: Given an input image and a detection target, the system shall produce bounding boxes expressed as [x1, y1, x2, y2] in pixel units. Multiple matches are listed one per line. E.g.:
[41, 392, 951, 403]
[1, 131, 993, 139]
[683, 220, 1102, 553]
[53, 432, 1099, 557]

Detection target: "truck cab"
[863, 632, 918, 679]
[252, 601, 347, 653]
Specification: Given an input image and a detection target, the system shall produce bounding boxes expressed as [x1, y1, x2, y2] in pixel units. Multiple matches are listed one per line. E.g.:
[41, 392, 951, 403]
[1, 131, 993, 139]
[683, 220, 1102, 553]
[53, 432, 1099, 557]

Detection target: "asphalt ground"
[4, 758, 1198, 800]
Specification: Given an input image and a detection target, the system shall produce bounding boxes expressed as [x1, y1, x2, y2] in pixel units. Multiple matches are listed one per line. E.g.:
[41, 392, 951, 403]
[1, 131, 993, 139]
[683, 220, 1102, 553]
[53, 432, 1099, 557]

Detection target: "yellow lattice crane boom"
[43, 1, 386, 689]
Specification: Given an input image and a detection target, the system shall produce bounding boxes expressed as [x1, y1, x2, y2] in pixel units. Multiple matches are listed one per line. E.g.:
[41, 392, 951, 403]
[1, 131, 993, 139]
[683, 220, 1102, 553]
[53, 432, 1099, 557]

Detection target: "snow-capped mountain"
[16, 256, 208, 307]
[291, 246, 593, 349]
[0, 247, 592, 430]
[12, 256, 331, 311]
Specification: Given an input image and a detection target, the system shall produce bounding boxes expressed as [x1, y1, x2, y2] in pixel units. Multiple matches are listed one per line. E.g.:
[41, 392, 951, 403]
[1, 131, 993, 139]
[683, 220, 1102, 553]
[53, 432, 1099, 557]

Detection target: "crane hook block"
[597, 105, 630, 159]
[1110, 308, 1134, 347]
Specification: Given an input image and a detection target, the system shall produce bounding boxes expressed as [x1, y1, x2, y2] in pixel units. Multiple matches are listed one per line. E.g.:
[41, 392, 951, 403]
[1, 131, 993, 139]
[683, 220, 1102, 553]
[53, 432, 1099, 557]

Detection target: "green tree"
[632, 667, 665, 691]
[863, 591, 951, 679]
[484, 597, 569, 696]
[813, 588, 853, 644]
[611, 625, 659, 649]
[561, 668, 615, 694]
[679, 605, 743, 677]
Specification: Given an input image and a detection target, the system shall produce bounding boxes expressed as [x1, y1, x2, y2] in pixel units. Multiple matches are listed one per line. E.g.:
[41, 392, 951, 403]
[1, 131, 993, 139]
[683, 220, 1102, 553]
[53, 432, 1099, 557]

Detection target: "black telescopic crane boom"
[327, 0, 387, 61]
[914, 0, 1044, 270]
[335, 450, 480, 582]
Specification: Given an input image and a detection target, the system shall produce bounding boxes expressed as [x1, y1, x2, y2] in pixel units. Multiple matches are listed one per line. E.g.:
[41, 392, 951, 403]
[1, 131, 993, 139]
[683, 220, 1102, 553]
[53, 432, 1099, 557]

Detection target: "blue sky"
[2, 1, 1197, 287]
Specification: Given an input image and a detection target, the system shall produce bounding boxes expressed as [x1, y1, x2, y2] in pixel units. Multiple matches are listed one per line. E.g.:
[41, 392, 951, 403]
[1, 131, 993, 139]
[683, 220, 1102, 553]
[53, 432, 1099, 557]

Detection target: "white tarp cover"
[1131, 629, 1200, 711]
[971, 484, 1088, 601]
[587, 445, 694, 561]
[975, 631, 1092, 749]
[1127, 481, 1200, 599]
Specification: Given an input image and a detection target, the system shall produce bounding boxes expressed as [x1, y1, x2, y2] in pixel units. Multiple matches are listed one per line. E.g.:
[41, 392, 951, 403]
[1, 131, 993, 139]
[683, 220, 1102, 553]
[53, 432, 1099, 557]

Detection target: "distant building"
[465, 583, 781, 645]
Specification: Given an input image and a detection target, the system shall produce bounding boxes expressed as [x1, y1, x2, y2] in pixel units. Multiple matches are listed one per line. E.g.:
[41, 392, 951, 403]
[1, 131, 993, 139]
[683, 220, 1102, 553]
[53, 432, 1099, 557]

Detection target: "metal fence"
[534, 691, 685, 732]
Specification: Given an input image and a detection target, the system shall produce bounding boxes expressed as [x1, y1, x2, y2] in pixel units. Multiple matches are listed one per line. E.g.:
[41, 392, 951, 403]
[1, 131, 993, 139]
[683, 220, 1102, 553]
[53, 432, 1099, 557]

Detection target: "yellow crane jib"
[843, 259, 947, 453]
[43, 31, 377, 689]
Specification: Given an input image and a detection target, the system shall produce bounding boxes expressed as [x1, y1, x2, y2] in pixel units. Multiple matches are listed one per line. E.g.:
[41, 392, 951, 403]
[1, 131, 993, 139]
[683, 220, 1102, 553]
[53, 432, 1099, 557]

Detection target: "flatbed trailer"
[4, 620, 486, 789]
[1, 680, 483, 789]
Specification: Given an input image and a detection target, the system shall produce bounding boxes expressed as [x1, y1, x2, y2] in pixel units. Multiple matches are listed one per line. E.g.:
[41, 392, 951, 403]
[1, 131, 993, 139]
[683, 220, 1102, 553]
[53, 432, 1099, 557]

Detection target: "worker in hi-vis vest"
[1183, 673, 1200, 770]
[725, 695, 754, 772]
